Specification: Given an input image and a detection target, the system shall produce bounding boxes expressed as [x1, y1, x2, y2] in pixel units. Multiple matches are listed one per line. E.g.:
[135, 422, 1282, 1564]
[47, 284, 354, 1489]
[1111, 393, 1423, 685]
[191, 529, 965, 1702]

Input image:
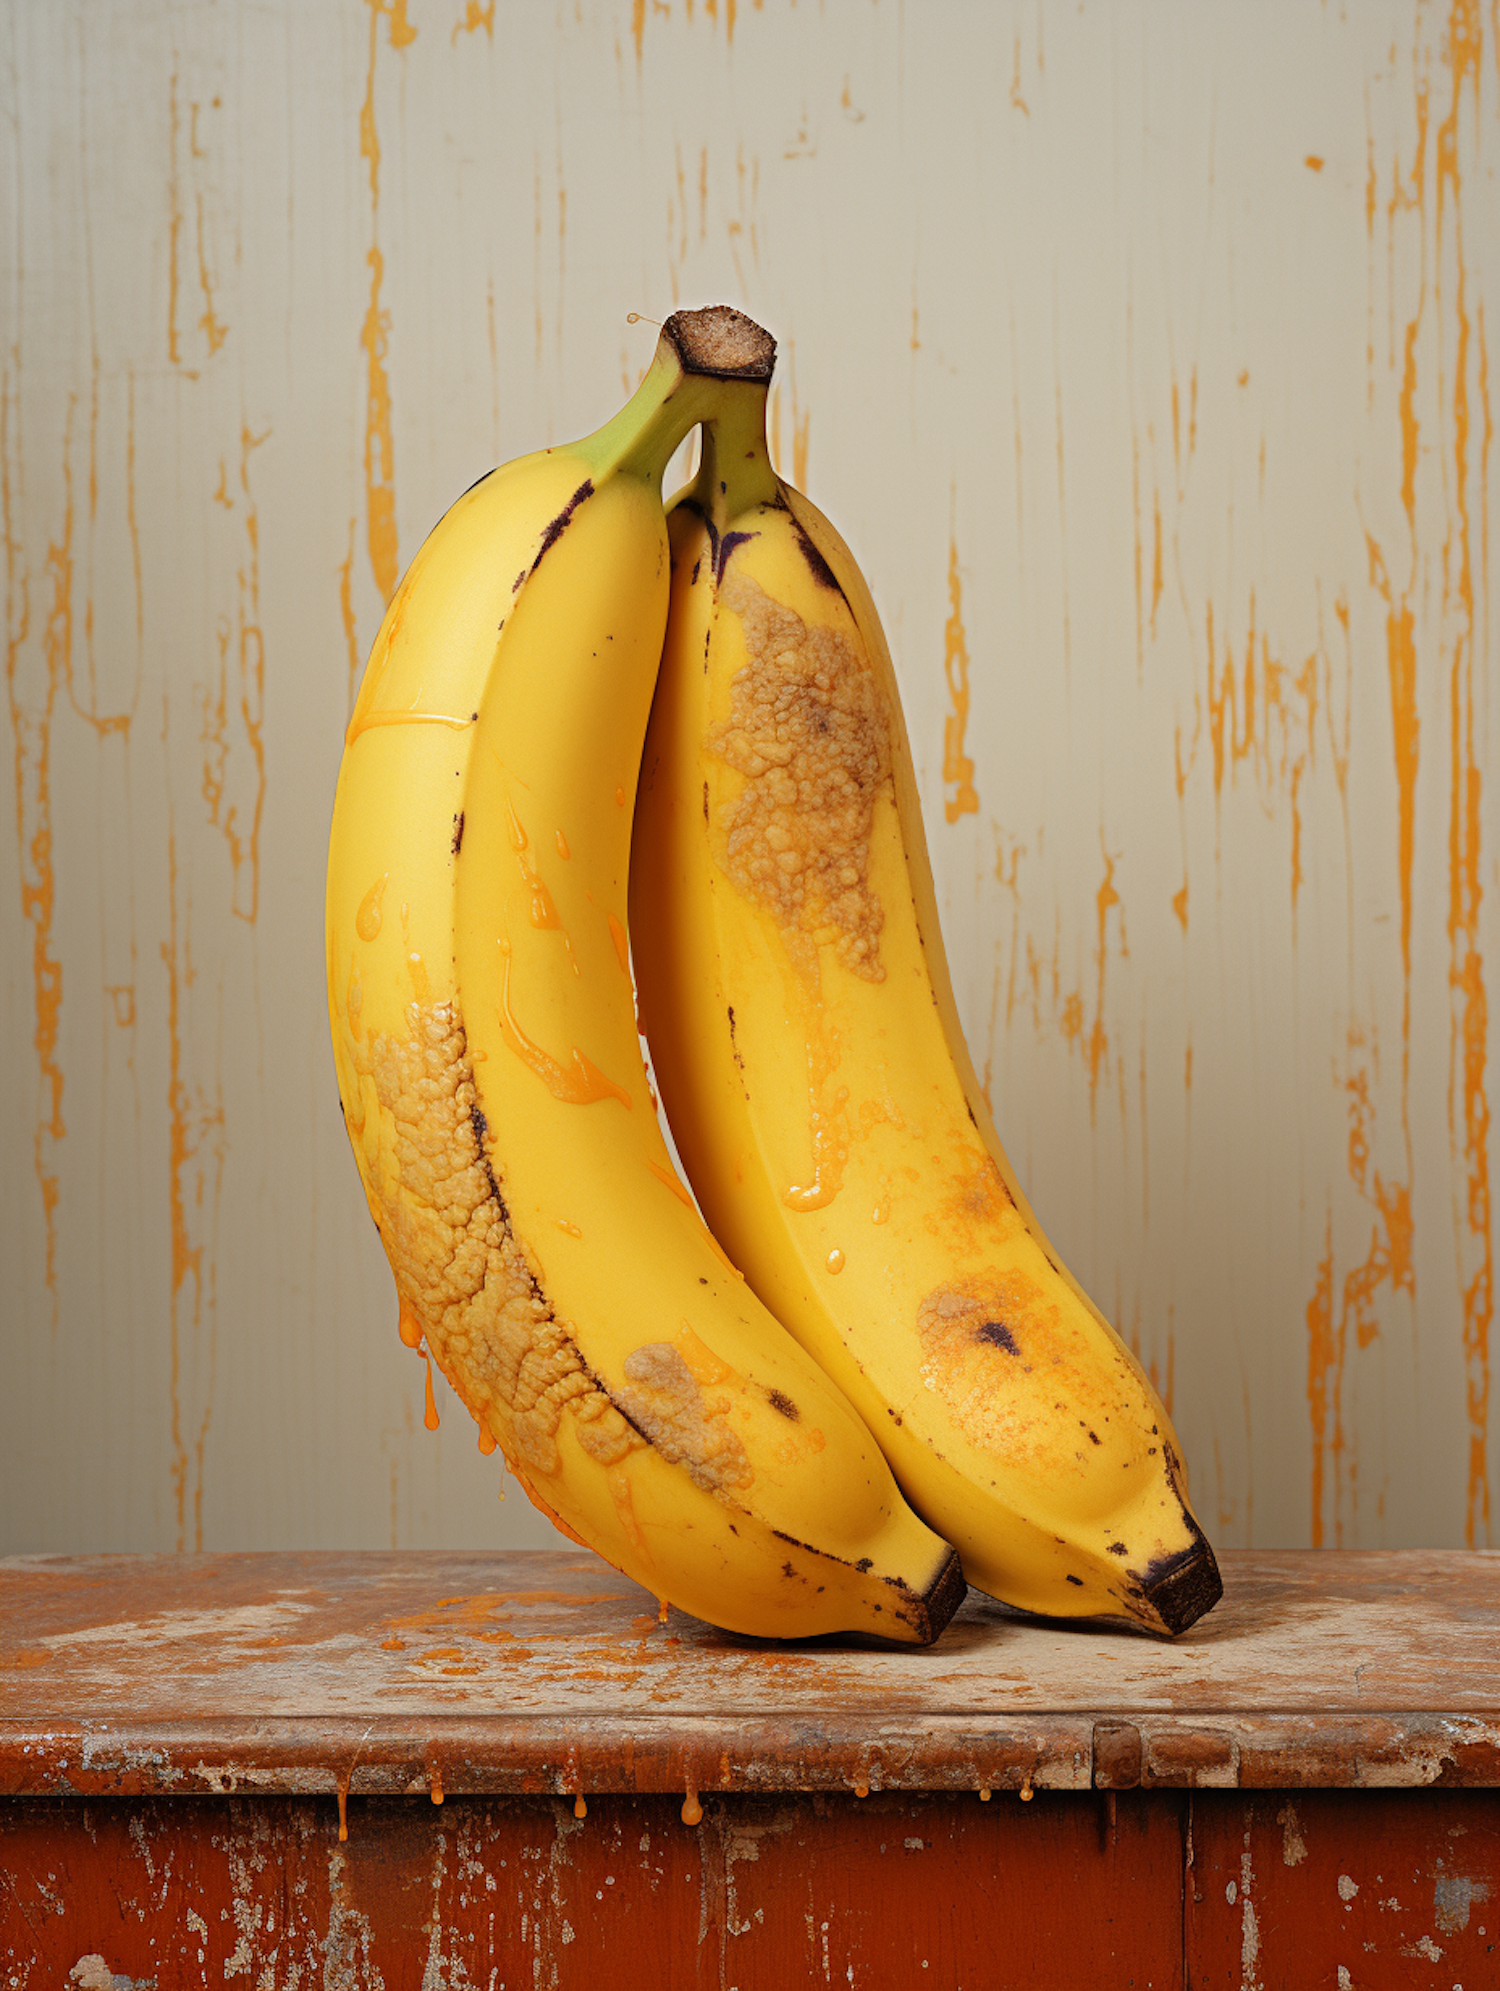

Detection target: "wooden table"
[3, 1549, 1497, 1987]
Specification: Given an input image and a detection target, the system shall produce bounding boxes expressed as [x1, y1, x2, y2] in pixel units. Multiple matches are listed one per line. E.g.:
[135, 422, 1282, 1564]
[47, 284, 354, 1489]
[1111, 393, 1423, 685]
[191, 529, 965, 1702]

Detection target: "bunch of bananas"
[326, 307, 1220, 1645]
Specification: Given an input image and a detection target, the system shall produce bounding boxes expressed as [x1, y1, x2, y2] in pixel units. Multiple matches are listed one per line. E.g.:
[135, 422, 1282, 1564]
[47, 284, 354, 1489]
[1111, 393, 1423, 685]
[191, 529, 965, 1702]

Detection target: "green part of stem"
[684, 380, 780, 526]
[577, 307, 779, 492]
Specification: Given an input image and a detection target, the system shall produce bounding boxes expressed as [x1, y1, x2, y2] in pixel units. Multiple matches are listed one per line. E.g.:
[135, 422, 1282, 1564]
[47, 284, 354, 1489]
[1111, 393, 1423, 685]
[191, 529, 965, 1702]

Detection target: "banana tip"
[1141, 1540, 1223, 1636]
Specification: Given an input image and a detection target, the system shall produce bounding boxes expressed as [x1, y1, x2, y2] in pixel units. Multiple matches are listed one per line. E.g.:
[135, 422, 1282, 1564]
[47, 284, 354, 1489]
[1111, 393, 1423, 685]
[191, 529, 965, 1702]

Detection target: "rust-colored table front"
[2, 1549, 1497, 1987]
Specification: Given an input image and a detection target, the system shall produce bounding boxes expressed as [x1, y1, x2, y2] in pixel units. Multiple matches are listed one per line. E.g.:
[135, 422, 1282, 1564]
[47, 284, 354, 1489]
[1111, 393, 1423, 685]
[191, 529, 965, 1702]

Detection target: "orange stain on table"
[942, 538, 979, 823]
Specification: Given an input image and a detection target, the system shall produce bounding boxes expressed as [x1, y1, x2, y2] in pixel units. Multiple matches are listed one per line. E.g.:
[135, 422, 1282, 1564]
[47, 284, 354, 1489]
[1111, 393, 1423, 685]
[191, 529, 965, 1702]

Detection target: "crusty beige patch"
[916, 1273, 1064, 1465]
[712, 571, 891, 982]
[355, 999, 639, 1476]
[616, 1342, 754, 1495]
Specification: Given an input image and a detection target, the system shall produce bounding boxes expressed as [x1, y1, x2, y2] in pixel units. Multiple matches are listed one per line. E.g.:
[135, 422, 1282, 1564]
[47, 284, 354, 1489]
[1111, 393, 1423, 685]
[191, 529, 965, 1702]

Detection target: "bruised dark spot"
[765, 1388, 799, 1421]
[1065, 1574, 1084, 1587]
[513, 570, 526, 592]
[715, 529, 754, 584]
[856, 1558, 873, 1573]
[703, 781, 710, 824]
[529, 478, 594, 575]
[789, 513, 842, 594]
[451, 811, 465, 856]
[470, 1104, 489, 1146]
[782, 1561, 797, 1579]
[976, 1321, 1019, 1354]
[1107, 1542, 1127, 1556]
[679, 497, 719, 571]
[691, 557, 701, 584]
[1087, 1429, 1101, 1446]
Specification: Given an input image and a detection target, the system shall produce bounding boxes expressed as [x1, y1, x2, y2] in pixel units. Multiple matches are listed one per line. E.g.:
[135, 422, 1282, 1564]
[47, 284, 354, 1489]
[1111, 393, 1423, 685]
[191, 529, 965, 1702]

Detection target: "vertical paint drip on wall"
[1436, 0, 1491, 1545]
[359, 0, 413, 606]
[162, 834, 224, 1553]
[199, 426, 268, 923]
[4, 389, 68, 1324]
[942, 538, 978, 823]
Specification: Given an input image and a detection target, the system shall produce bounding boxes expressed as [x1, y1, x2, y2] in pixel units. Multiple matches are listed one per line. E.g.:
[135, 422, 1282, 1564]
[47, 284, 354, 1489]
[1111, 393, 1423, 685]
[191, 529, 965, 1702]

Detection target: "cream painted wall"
[3, 0, 1496, 1557]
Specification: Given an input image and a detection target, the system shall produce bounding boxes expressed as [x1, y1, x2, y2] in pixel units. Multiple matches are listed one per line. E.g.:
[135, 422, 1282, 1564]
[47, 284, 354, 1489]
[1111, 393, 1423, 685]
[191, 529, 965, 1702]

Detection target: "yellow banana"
[326, 309, 963, 1644]
[632, 358, 1221, 1634]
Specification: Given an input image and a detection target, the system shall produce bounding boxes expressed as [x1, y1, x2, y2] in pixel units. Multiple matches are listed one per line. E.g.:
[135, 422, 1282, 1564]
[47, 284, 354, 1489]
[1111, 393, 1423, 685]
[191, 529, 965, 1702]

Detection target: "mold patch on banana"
[916, 1274, 1112, 1474]
[712, 571, 891, 982]
[352, 999, 641, 1477]
[616, 1343, 754, 1495]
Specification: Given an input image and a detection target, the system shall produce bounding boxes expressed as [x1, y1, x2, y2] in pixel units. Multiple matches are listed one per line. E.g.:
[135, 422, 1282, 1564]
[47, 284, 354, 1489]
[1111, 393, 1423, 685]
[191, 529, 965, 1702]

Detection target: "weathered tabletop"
[2, 1549, 1496, 1800]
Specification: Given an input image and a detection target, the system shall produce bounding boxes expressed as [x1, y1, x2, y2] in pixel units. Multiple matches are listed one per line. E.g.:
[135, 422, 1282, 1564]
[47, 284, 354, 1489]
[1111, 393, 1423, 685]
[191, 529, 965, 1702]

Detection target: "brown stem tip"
[663, 305, 776, 381]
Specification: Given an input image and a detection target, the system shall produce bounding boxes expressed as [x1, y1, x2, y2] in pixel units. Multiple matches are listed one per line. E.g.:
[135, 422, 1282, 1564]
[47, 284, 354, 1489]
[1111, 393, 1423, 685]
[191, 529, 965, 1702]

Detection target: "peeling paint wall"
[2, 0, 1496, 1555]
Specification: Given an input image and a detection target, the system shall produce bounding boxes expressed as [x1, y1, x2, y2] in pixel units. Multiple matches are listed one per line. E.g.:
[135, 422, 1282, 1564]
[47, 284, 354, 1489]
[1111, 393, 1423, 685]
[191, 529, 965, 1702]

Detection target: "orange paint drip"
[1437, 0, 1491, 1543]
[397, 1296, 423, 1350]
[477, 1422, 497, 1455]
[423, 1350, 440, 1431]
[337, 1776, 349, 1843]
[191, 105, 227, 358]
[198, 425, 268, 921]
[338, 517, 360, 715]
[452, 0, 495, 39]
[529, 880, 561, 929]
[1086, 848, 1121, 1120]
[356, 873, 389, 941]
[607, 1462, 649, 1555]
[498, 943, 632, 1107]
[360, 246, 399, 603]
[608, 911, 631, 975]
[556, 829, 571, 859]
[344, 705, 475, 749]
[648, 1157, 694, 1207]
[573, 1793, 588, 1819]
[429, 1764, 444, 1805]
[7, 395, 71, 1324]
[167, 74, 184, 366]
[163, 834, 223, 1554]
[941, 537, 979, 822]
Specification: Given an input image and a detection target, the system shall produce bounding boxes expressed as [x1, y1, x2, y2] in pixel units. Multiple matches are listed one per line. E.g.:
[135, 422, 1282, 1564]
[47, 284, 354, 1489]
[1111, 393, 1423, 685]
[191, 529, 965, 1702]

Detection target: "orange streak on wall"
[167, 72, 183, 367]
[1438, 0, 1491, 1546]
[189, 101, 228, 357]
[1088, 848, 1121, 1119]
[1306, 1220, 1339, 1549]
[359, 0, 411, 607]
[199, 427, 268, 923]
[941, 538, 979, 823]
[162, 835, 224, 1554]
[452, 1, 495, 40]
[6, 401, 72, 1322]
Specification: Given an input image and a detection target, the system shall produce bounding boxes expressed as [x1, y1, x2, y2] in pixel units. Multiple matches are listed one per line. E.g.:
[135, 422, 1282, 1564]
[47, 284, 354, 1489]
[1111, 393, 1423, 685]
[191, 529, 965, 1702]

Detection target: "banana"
[631, 355, 1222, 1634]
[326, 308, 964, 1645]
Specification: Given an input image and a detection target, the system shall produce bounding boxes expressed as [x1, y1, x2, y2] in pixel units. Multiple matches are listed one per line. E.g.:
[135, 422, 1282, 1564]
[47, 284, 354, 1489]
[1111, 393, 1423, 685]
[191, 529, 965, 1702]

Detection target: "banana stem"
[579, 307, 778, 493]
[688, 380, 781, 525]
